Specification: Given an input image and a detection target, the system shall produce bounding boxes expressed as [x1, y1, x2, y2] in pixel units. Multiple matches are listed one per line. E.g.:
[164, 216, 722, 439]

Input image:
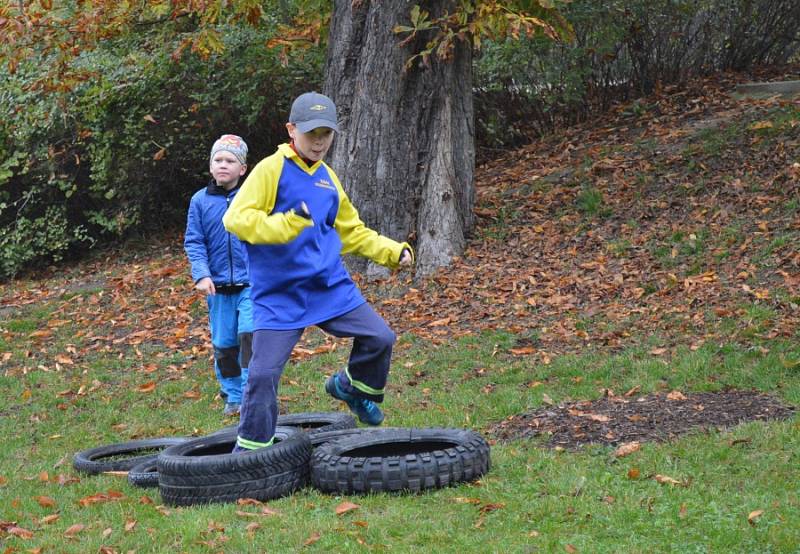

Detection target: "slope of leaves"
[1, 67, 799, 375]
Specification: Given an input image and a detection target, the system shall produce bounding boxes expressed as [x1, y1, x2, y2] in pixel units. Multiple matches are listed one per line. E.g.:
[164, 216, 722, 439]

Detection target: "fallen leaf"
[245, 522, 260, 533]
[124, 520, 136, 532]
[303, 532, 321, 546]
[679, 504, 688, 519]
[35, 496, 56, 508]
[565, 544, 578, 553]
[136, 382, 156, 393]
[40, 514, 60, 525]
[624, 385, 641, 397]
[614, 441, 641, 458]
[627, 468, 640, 479]
[64, 523, 85, 537]
[667, 390, 687, 401]
[335, 501, 360, 515]
[747, 509, 764, 525]
[654, 474, 681, 486]
[8, 526, 34, 539]
[541, 393, 554, 405]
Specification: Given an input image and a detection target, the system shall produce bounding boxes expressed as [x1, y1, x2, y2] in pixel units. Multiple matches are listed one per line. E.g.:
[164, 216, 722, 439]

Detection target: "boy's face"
[287, 124, 334, 163]
[210, 151, 246, 190]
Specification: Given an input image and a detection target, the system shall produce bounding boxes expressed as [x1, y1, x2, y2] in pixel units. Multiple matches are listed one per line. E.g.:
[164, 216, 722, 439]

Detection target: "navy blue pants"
[236, 303, 396, 448]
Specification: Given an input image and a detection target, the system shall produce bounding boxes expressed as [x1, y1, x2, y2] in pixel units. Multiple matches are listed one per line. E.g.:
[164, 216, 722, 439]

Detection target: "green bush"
[0, 23, 324, 280]
[474, 0, 800, 154]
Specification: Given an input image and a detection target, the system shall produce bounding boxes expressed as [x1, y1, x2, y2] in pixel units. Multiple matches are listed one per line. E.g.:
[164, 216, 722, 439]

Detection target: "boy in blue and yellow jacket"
[223, 92, 413, 451]
[184, 134, 254, 417]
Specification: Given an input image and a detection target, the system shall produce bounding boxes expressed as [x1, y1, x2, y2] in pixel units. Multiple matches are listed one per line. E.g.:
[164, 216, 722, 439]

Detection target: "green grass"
[1, 317, 799, 553]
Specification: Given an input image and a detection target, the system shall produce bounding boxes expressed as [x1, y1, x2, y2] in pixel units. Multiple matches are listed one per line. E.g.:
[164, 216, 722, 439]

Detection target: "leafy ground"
[1, 66, 799, 553]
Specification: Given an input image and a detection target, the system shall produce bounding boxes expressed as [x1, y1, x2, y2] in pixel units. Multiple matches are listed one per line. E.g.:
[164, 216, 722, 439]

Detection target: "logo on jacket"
[314, 179, 335, 190]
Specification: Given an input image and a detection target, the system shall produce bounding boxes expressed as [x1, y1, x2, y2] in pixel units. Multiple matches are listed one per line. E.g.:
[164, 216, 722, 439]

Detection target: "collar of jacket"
[206, 180, 240, 196]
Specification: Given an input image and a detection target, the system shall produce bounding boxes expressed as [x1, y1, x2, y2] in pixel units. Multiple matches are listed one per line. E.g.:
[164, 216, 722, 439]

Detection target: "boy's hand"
[399, 248, 413, 266]
[196, 277, 216, 296]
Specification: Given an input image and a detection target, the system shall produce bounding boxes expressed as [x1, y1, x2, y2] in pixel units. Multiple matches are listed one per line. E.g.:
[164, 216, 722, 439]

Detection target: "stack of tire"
[73, 412, 491, 507]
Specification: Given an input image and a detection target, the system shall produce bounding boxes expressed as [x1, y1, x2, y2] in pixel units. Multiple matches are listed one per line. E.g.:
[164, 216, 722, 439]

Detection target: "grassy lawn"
[1, 301, 798, 552]
[2, 80, 800, 553]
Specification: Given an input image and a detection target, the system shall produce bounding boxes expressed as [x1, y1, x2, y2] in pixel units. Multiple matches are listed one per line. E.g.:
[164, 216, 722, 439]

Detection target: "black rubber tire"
[310, 427, 491, 494]
[211, 411, 357, 437]
[157, 427, 311, 506]
[73, 438, 189, 475]
[127, 459, 159, 488]
[308, 427, 388, 447]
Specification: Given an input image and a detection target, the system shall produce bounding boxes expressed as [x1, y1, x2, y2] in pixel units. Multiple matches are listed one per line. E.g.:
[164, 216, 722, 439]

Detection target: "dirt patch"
[489, 389, 796, 449]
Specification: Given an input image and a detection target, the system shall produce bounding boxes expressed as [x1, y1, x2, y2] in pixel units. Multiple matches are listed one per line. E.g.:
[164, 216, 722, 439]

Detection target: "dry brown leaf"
[335, 501, 360, 515]
[565, 544, 578, 553]
[624, 385, 641, 397]
[666, 390, 687, 401]
[64, 523, 85, 537]
[136, 382, 157, 393]
[35, 495, 56, 508]
[303, 532, 321, 546]
[246, 522, 260, 533]
[40, 514, 60, 525]
[510, 346, 536, 355]
[654, 474, 681, 486]
[627, 468, 640, 479]
[8, 526, 34, 539]
[747, 509, 764, 525]
[614, 441, 641, 458]
[124, 520, 136, 532]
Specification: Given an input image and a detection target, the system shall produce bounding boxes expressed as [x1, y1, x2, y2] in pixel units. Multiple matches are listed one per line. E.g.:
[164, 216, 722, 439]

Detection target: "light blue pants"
[208, 288, 253, 404]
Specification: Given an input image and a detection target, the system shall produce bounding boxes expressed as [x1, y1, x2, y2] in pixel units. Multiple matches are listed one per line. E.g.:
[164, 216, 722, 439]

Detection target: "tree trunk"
[324, 0, 475, 278]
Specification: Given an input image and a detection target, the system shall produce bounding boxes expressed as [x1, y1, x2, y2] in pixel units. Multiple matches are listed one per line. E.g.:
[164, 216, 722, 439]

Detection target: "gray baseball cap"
[289, 92, 339, 133]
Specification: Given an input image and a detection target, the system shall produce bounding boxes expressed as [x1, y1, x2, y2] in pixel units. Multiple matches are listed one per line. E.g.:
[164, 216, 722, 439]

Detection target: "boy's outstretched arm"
[223, 157, 312, 244]
[333, 179, 413, 269]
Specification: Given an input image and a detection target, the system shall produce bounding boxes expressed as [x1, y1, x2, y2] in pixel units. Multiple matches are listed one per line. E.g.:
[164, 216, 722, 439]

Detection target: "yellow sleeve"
[223, 150, 312, 244]
[330, 168, 413, 269]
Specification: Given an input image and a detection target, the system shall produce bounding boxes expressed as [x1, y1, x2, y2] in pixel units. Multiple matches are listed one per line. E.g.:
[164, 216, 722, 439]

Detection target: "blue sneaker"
[325, 375, 384, 426]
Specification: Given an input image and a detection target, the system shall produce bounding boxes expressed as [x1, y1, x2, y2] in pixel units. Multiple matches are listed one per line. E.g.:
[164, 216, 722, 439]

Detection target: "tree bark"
[324, 0, 474, 277]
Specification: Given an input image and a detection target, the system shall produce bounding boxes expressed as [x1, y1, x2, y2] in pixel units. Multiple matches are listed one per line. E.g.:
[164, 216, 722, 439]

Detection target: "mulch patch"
[489, 389, 796, 449]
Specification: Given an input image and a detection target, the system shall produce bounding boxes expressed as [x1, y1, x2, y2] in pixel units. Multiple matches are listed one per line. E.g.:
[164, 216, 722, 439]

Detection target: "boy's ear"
[239, 165, 247, 176]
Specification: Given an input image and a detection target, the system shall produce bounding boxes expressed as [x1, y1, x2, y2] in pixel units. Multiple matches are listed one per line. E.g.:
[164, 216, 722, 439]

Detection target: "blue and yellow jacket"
[184, 181, 249, 287]
[223, 143, 412, 330]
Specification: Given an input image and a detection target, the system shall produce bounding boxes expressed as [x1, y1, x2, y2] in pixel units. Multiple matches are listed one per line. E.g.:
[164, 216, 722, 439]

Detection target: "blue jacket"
[184, 181, 249, 286]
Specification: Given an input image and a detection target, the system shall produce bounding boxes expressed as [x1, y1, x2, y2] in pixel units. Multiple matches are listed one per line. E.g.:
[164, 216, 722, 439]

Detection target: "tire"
[157, 427, 311, 506]
[310, 428, 491, 494]
[210, 411, 357, 437]
[127, 459, 159, 488]
[73, 438, 189, 475]
[308, 427, 387, 447]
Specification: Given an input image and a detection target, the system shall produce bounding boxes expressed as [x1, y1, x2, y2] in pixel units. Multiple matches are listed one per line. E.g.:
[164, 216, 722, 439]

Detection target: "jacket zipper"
[226, 194, 234, 285]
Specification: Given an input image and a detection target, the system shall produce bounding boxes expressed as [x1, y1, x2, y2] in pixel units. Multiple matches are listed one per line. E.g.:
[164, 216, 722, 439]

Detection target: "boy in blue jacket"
[223, 92, 413, 452]
[184, 134, 254, 417]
